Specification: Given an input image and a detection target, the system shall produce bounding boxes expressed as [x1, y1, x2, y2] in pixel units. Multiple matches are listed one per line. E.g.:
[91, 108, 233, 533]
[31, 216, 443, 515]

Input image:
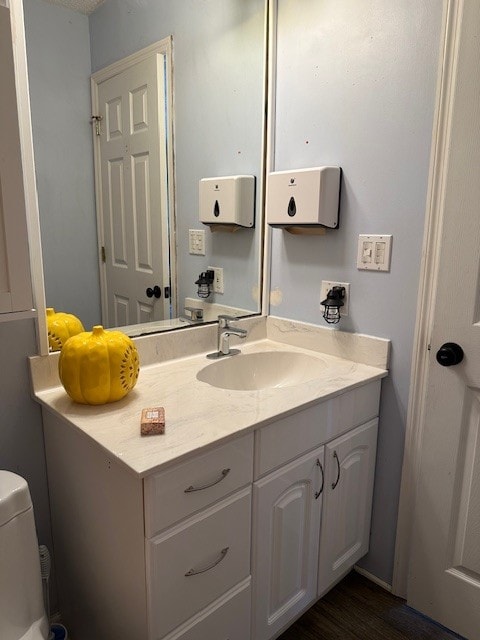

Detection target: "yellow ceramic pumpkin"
[46, 307, 85, 352]
[58, 325, 140, 405]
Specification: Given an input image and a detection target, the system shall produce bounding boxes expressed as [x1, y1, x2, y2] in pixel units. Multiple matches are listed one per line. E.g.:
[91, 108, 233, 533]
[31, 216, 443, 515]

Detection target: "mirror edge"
[261, 0, 277, 316]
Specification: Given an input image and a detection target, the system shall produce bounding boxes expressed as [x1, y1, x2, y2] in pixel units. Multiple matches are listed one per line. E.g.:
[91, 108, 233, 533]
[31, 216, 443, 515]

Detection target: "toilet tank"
[0, 471, 49, 640]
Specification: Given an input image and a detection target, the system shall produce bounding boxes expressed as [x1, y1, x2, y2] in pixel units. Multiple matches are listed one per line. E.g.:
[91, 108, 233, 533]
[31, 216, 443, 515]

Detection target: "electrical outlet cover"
[208, 266, 224, 294]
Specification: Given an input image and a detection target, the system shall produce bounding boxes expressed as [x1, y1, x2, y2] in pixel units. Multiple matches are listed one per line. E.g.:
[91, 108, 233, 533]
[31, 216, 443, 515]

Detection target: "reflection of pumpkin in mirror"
[59, 325, 140, 405]
[46, 307, 85, 352]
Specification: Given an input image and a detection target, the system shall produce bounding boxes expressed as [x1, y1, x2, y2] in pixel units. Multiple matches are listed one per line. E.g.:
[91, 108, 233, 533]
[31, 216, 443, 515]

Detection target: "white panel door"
[0, 5, 33, 314]
[407, 3, 480, 639]
[252, 446, 324, 640]
[97, 53, 170, 327]
[318, 419, 378, 596]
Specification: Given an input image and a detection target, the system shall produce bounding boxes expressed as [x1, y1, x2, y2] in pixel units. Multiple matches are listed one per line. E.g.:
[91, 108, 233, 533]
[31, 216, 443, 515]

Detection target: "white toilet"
[0, 470, 49, 640]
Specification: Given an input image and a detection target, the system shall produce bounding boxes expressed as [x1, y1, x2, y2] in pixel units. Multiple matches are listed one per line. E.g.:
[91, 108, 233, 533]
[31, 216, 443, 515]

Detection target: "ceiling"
[43, 0, 106, 15]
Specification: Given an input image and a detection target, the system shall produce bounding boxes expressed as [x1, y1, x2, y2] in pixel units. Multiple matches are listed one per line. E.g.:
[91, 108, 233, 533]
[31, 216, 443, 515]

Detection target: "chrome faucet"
[207, 315, 247, 359]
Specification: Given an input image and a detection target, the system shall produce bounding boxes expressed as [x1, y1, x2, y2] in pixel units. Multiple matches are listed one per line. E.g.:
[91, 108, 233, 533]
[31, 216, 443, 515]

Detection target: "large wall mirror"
[23, 0, 266, 343]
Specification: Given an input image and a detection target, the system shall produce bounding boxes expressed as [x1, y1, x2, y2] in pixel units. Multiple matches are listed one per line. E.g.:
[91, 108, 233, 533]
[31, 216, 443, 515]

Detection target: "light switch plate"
[188, 229, 206, 255]
[320, 281, 350, 316]
[357, 234, 392, 271]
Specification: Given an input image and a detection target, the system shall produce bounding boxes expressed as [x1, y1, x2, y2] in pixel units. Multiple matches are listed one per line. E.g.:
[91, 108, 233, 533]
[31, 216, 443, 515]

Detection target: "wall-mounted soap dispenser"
[266, 166, 341, 231]
[199, 175, 255, 230]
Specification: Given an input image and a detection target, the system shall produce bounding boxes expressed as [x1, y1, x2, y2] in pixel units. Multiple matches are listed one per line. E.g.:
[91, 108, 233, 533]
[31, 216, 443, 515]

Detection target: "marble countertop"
[33, 337, 387, 478]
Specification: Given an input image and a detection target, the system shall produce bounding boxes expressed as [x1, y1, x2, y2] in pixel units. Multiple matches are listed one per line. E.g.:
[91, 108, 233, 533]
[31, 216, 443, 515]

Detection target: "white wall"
[23, 0, 101, 330]
[270, 0, 444, 584]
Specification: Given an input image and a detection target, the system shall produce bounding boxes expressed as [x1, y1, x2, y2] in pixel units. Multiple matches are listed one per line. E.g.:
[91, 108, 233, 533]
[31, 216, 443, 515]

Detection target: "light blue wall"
[0, 319, 56, 607]
[271, 0, 443, 584]
[16, 0, 444, 595]
[89, 0, 265, 311]
[24, 0, 101, 330]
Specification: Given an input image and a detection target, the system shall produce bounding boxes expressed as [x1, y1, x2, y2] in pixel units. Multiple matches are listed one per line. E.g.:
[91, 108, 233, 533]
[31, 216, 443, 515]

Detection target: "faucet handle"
[185, 306, 204, 321]
[218, 314, 238, 327]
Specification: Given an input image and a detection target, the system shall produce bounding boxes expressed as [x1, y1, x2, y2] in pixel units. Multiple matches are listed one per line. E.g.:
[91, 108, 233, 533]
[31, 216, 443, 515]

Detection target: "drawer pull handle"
[184, 468, 231, 493]
[332, 450, 341, 490]
[185, 547, 230, 576]
[314, 458, 324, 499]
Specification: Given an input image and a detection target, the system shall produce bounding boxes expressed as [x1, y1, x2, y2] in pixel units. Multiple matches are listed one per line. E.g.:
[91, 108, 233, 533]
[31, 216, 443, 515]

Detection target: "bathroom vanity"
[31, 318, 388, 640]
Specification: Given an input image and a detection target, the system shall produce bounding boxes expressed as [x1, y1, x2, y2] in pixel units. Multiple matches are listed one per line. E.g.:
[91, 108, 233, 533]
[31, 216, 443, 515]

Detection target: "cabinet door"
[252, 446, 325, 640]
[318, 418, 378, 596]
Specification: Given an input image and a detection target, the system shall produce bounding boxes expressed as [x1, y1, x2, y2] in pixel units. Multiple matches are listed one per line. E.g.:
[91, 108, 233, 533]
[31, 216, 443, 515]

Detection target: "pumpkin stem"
[92, 325, 105, 335]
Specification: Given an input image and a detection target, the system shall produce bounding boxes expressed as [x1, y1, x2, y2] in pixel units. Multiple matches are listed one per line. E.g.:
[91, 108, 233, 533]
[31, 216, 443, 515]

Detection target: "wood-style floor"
[278, 571, 466, 640]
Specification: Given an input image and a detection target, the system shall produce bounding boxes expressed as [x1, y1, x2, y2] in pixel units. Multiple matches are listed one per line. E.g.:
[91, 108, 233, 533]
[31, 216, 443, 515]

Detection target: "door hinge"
[91, 115, 103, 136]
[101, 246, 106, 263]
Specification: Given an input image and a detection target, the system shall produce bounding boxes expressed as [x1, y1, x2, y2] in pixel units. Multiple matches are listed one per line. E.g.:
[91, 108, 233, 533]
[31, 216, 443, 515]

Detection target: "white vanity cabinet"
[251, 381, 381, 640]
[43, 413, 254, 640]
[41, 378, 381, 640]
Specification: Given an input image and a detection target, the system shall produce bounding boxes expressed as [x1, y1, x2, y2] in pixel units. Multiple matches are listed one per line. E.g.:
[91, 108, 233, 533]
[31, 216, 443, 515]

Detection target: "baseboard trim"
[354, 566, 393, 593]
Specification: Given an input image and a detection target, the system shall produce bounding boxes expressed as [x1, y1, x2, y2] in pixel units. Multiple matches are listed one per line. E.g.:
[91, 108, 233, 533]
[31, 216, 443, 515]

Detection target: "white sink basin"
[196, 350, 327, 390]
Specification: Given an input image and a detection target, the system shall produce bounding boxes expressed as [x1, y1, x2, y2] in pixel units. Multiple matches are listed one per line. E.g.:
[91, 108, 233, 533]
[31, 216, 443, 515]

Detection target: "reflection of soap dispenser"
[199, 175, 255, 228]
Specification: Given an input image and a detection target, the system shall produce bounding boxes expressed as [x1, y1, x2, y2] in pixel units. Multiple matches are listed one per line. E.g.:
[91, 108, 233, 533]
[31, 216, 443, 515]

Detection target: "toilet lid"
[0, 470, 32, 527]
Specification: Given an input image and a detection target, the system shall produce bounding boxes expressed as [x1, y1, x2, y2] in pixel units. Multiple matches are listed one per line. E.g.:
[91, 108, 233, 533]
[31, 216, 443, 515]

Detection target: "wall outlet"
[208, 266, 224, 294]
[320, 281, 350, 317]
[188, 229, 206, 255]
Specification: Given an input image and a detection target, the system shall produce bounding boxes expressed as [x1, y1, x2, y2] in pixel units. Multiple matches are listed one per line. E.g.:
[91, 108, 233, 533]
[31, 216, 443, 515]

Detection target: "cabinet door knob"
[331, 451, 341, 490]
[436, 342, 464, 367]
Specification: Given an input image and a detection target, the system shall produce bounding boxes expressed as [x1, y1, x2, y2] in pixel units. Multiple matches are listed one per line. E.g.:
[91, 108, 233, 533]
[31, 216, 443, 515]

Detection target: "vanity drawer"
[146, 488, 251, 639]
[161, 579, 251, 640]
[254, 380, 381, 478]
[144, 433, 253, 536]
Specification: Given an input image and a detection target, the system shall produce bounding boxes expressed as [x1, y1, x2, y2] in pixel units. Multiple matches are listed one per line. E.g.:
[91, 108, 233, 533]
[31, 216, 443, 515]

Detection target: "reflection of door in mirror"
[93, 41, 173, 328]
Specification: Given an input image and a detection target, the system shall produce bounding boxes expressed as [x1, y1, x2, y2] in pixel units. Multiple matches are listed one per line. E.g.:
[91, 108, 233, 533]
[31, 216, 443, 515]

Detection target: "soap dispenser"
[266, 166, 341, 229]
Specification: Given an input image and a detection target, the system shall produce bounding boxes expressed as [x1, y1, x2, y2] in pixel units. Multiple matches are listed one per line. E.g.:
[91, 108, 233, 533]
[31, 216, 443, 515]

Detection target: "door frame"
[392, 0, 463, 598]
[90, 37, 176, 325]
